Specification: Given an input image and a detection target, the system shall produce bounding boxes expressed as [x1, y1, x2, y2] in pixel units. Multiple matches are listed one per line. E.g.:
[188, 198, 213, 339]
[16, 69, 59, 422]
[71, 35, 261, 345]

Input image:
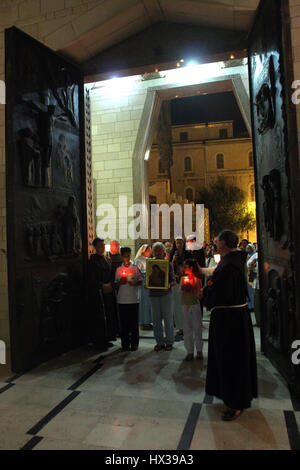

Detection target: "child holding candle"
[115, 247, 143, 351]
[180, 259, 203, 361]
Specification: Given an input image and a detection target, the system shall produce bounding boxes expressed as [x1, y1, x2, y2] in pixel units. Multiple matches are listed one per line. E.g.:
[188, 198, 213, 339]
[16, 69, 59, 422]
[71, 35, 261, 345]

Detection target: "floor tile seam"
[26, 391, 81, 436]
[0, 383, 15, 395]
[20, 435, 44, 451]
[23, 358, 114, 439]
[177, 402, 202, 451]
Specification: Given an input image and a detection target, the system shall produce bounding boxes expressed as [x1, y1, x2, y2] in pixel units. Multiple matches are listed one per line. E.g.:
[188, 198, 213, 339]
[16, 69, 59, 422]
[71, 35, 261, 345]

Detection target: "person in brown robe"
[203, 229, 258, 421]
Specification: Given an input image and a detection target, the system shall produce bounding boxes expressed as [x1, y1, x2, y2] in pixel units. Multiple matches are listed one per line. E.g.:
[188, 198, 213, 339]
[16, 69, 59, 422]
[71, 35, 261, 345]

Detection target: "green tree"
[196, 177, 256, 238]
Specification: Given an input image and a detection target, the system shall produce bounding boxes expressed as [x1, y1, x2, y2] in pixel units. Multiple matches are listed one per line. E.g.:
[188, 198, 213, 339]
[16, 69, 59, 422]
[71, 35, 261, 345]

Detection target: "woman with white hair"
[147, 242, 176, 351]
[135, 244, 153, 330]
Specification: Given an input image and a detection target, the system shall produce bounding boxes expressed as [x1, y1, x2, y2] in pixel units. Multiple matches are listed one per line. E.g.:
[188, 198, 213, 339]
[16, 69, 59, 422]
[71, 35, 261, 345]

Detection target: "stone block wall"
[90, 76, 148, 253]
[90, 64, 249, 255]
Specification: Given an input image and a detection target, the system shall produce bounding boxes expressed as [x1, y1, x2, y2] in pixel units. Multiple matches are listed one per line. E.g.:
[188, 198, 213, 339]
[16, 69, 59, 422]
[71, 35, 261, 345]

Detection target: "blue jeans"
[150, 294, 174, 346]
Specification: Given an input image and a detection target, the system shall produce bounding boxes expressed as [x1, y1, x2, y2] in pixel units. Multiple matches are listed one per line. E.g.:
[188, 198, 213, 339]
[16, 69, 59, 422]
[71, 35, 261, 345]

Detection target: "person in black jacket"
[204, 229, 258, 421]
[185, 235, 206, 268]
[87, 238, 118, 348]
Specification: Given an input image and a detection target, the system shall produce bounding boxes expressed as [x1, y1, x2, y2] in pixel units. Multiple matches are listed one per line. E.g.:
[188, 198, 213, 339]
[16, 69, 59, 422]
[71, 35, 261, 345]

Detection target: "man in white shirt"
[115, 247, 143, 351]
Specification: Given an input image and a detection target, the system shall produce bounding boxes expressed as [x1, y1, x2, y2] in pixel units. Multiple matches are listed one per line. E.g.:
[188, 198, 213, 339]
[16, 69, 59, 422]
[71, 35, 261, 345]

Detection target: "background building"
[148, 117, 256, 241]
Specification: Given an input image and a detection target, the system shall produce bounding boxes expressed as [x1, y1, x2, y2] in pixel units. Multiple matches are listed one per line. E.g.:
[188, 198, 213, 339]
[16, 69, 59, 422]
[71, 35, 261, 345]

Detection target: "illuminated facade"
[148, 121, 256, 241]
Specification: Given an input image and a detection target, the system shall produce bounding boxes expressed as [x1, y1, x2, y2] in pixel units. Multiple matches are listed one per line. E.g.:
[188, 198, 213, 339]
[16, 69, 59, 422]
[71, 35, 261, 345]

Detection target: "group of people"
[87, 231, 258, 421]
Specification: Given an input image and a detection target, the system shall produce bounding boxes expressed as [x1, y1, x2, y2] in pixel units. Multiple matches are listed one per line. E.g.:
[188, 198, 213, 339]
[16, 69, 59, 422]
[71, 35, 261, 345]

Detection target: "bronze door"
[5, 27, 87, 372]
[248, 0, 300, 396]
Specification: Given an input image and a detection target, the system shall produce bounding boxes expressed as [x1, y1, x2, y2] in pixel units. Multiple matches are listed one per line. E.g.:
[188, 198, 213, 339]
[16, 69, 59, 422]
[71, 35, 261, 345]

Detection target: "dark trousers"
[118, 303, 139, 350]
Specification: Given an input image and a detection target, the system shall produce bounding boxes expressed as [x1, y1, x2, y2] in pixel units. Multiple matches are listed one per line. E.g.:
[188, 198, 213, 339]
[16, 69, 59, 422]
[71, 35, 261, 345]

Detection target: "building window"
[216, 153, 224, 169]
[250, 184, 255, 202]
[184, 156, 192, 172]
[158, 159, 166, 174]
[180, 132, 188, 142]
[185, 188, 193, 201]
[249, 151, 254, 167]
[219, 128, 228, 138]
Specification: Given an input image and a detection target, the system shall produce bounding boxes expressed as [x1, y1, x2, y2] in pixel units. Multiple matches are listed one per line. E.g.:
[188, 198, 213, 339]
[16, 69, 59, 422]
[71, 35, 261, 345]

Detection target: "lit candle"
[214, 254, 221, 264]
[183, 276, 190, 285]
[121, 270, 127, 278]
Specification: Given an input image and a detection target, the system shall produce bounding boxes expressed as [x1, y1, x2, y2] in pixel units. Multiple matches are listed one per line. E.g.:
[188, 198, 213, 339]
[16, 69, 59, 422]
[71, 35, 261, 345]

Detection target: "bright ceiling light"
[186, 60, 198, 67]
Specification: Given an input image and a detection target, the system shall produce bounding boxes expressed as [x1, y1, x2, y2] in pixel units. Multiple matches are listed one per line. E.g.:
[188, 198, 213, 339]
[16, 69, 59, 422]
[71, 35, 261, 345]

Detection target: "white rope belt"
[211, 303, 248, 313]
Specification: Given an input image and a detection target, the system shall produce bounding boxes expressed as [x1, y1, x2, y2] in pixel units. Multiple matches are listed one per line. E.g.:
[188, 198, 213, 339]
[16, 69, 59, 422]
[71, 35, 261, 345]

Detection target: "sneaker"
[184, 353, 194, 361]
[154, 344, 164, 351]
[165, 344, 173, 351]
[196, 351, 204, 360]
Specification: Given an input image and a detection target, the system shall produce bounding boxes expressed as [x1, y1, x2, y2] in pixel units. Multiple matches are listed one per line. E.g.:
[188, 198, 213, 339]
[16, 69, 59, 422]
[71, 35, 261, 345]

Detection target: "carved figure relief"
[21, 99, 67, 188]
[256, 83, 275, 134]
[48, 63, 78, 129]
[56, 134, 74, 184]
[255, 55, 276, 135]
[40, 273, 70, 346]
[50, 223, 64, 256]
[25, 218, 68, 261]
[18, 128, 42, 187]
[266, 274, 282, 351]
[261, 169, 282, 241]
[59, 196, 80, 255]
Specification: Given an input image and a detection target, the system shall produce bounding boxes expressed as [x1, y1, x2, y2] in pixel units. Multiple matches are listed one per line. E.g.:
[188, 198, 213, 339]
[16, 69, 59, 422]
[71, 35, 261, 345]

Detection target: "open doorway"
[89, 56, 259, 343]
[147, 89, 258, 337]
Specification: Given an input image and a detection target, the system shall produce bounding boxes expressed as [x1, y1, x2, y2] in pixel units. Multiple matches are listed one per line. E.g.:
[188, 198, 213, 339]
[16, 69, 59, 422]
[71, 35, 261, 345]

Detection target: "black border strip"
[27, 391, 80, 436]
[0, 383, 15, 394]
[177, 403, 202, 450]
[284, 411, 300, 450]
[68, 363, 103, 391]
[5, 373, 23, 383]
[21, 436, 44, 451]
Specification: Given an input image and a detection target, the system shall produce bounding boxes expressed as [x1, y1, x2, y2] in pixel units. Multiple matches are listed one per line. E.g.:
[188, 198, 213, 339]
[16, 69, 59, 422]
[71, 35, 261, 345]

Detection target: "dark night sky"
[171, 91, 249, 137]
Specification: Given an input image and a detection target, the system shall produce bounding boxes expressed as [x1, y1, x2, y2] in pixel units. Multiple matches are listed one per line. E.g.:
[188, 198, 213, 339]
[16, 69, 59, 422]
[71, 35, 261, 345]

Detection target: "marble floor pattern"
[0, 321, 299, 451]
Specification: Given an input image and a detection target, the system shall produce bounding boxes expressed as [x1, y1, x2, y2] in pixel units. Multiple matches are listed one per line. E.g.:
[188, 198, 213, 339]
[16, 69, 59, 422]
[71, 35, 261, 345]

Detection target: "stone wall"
[90, 64, 249, 254]
[0, 0, 105, 347]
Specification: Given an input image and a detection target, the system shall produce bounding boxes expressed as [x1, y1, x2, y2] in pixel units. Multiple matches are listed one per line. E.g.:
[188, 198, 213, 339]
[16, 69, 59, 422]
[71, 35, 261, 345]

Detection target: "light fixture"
[180, 59, 184, 63]
[186, 60, 198, 67]
[176, 62, 181, 67]
[230, 54, 235, 60]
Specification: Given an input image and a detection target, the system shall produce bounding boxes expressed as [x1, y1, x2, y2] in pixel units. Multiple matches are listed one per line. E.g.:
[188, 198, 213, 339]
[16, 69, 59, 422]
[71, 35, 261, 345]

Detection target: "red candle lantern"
[183, 276, 190, 285]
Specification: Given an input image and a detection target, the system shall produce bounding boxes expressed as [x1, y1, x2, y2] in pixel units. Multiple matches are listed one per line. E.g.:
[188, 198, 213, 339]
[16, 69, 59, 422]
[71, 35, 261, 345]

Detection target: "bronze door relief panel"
[248, 0, 298, 392]
[5, 27, 87, 372]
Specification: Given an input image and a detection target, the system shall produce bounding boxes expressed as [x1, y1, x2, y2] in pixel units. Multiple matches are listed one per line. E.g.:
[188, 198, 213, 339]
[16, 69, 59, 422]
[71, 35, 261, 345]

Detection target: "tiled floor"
[0, 321, 299, 450]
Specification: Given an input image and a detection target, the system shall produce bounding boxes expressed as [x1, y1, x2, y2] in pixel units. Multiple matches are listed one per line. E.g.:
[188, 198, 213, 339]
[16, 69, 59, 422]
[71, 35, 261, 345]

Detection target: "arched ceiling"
[60, 0, 260, 63]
